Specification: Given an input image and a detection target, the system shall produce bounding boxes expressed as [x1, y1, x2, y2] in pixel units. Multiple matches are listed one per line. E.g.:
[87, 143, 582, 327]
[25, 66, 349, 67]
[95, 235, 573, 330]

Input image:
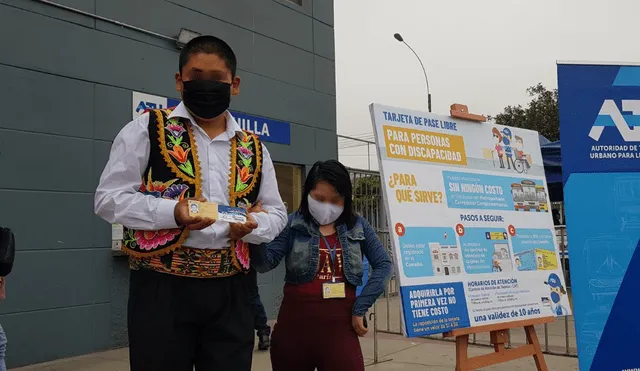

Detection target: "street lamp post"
[394, 33, 432, 113]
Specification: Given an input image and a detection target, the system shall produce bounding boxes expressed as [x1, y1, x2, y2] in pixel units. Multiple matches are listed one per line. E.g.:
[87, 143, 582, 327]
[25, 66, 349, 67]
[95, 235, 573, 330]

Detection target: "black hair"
[178, 35, 237, 76]
[299, 160, 357, 228]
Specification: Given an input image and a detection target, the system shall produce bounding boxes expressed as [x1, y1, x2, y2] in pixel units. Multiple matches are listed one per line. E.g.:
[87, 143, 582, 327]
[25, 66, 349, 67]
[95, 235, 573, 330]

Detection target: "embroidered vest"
[123, 109, 263, 278]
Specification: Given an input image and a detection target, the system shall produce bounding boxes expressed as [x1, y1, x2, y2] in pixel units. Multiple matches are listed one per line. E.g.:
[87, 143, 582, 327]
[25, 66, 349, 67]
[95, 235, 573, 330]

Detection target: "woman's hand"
[248, 200, 267, 214]
[352, 315, 368, 337]
[228, 201, 264, 240]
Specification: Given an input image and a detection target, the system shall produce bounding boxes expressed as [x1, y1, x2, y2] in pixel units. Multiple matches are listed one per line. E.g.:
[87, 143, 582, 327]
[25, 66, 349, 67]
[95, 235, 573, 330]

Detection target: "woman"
[251, 160, 392, 371]
[0, 227, 14, 371]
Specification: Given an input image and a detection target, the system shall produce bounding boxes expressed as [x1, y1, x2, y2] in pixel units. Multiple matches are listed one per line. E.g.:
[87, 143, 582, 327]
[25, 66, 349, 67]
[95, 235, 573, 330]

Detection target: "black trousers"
[128, 269, 255, 371]
[250, 271, 271, 336]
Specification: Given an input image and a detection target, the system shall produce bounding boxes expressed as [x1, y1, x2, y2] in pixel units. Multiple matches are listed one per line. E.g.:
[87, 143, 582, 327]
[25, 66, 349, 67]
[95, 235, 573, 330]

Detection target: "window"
[286, 0, 302, 5]
[274, 163, 303, 214]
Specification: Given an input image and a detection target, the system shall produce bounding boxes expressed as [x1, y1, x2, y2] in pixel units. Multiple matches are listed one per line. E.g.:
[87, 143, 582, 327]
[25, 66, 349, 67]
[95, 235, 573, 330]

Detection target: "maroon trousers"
[270, 286, 364, 371]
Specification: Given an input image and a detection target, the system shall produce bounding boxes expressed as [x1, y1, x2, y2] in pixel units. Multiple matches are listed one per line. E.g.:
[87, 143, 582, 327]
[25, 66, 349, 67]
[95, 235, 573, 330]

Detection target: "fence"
[347, 168, 577, 365]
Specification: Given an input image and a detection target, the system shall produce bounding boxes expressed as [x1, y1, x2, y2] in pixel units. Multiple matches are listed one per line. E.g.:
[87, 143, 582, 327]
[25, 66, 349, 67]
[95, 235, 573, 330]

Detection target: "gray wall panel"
[0, 250, 110, 315]
[110, 259, 131, 347]
[93, 216, 112, 250]
[94, 0, 254, 71]
[258, 263, 285, 319]
[0, 130, 94, 192]
[313, 19, 335, 60]
[266, 124, 318, 165]
[253, 34, 314, 89]
[314, 55, 336, 95]
[232, 72, 336, 132]
[92, 303, 113, 351]
[0, 0, 95, 27]
[254, 0, 313, 51]
[313, 0, 334, 26]
[257, 270, 274, 286]
[0, 6, 181, 98]
[0, 191, 94, 251]
[273, 0, 312, 16]
[95, 20, 173, 51]
[164, 0, 255, 30]
[0, 65, 94, 138]
[315, 128, 338, 159]
[1, 304, 110, 368]
[92, 140, 112, 191]
[94, 85, 135, 142]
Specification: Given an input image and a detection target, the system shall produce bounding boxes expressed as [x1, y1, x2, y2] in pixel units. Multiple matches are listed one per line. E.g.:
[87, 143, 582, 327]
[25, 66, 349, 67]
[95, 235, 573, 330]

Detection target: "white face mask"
[307, 195, 344, 226]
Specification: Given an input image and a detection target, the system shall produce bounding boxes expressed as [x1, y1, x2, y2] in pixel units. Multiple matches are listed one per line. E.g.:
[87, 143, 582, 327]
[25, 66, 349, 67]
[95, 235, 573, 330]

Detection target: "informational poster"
[370, 104, 570, 337]
[559, 62, 640, 371]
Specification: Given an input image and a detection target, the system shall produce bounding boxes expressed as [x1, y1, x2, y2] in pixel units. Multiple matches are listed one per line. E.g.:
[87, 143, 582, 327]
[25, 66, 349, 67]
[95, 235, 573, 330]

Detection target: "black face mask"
[182, 79, 231, 119]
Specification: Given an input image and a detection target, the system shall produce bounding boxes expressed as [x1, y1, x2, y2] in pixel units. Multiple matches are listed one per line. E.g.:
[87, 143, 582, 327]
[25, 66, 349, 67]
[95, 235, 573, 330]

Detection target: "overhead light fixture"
[176, 28, 201, 49]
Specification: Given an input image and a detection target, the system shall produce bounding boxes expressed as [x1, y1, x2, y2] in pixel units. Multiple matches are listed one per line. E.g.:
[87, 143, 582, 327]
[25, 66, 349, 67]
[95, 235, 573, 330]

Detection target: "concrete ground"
[12, 296, 579, 370]
[12, 334, 578, 371]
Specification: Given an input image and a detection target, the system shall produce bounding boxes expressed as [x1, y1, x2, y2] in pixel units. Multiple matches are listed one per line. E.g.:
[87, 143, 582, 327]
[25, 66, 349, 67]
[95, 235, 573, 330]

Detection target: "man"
[95, 35, 287, 371]
[513, 135, 530, 170]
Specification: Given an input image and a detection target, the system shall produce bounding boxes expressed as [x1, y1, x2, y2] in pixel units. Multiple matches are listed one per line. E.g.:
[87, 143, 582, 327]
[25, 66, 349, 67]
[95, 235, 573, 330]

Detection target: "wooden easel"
[443, 316, 554, 371]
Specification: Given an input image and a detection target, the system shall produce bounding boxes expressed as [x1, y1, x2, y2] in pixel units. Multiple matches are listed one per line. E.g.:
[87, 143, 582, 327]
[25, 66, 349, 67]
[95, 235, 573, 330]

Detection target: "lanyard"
[321, 235, 339, 282]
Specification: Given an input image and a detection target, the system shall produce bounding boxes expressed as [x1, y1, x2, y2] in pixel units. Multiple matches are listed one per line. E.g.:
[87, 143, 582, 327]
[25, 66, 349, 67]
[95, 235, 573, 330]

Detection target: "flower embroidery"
[135, 229, 181, 251]
[238, 166, 253, 183]
[163, 184, 189, 200]
[140, 169, 178, 198]
[235, 165, 253, 192]
[238, 133, 253, 148]
[240, 133, 252, 143]
[168, 144, 190, 164]
[237, 146, 253, 159]
[168, 144, 195, 177]
[166, 122, 186, 138]
[235, 240, 250, 270]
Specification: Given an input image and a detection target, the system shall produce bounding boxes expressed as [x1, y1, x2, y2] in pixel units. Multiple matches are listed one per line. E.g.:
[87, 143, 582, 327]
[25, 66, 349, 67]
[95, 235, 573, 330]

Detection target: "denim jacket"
[251, 212, 393, 316]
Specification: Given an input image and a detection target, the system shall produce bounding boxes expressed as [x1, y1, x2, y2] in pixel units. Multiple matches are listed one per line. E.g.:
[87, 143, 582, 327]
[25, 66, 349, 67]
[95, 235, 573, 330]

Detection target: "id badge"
[322, 282, 346, 299]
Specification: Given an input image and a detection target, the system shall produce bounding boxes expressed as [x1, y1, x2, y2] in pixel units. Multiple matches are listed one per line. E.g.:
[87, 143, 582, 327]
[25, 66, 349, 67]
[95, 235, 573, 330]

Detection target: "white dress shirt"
[95, 102, 288, 249]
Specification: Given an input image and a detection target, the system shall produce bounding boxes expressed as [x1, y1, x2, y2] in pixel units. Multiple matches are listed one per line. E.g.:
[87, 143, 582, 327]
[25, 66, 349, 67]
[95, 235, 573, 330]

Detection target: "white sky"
[334, 0, 640, 170]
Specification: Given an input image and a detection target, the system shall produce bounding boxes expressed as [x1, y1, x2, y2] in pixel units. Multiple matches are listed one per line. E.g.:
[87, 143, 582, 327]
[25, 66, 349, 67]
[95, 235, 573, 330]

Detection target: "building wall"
[0, 0, 335, 367]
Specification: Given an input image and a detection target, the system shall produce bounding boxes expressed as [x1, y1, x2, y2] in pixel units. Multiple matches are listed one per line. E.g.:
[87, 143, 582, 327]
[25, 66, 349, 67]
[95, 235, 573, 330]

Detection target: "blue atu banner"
[132, 91, 291, 145]
[558, 63, 640, 371]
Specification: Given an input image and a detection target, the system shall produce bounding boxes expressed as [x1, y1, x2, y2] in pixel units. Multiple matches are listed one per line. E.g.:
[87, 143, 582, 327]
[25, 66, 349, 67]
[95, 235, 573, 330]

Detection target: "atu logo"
[135, 100, 166, 114]
[590, 100, 640, 142]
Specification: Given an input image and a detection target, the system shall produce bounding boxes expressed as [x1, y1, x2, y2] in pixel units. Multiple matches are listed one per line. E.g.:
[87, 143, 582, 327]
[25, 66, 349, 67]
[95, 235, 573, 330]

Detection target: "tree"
[493, 83, 559, 141]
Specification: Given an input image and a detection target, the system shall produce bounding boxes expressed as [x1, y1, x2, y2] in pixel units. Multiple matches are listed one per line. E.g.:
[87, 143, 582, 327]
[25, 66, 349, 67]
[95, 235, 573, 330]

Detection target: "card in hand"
[187, 201, 247, 223]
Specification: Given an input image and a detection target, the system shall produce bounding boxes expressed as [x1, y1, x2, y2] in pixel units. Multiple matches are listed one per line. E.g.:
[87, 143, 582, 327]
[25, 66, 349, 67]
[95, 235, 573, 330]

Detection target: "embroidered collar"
[168, 102, 244, 140]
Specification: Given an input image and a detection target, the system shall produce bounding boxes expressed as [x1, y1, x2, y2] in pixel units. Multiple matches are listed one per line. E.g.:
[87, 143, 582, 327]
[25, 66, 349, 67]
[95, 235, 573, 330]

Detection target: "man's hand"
[229, 212, 258, 240]
[352, 315, 368, 337]
[174, 197, 216, 230]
